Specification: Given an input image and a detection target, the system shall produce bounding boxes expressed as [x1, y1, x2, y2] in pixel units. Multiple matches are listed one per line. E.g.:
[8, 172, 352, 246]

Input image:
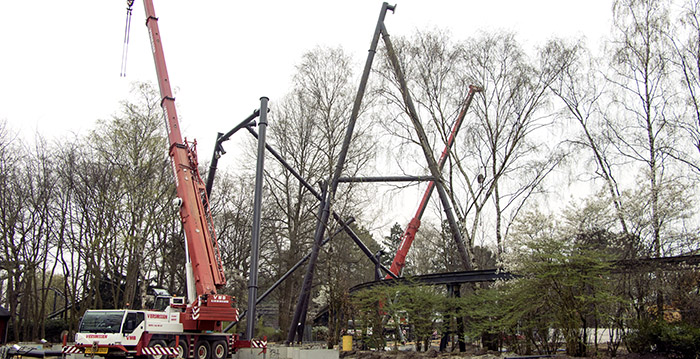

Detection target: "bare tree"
[461, 33, 574, 259]
[607, 0, 686, 317]
[318, 223, 380, 347]
[608, 0, 676, 258]
[88, 82, 173, 308]
[0, 120, 28, 340]
[376, 30, 572, 265]
[670, 0, 700, 172]
[69, 139, 122, 309]
[264, 83, 328, 333]
[53, 138, 86, 332]
[260, 46, 376, 333]
[209, 171, 254, 301]
[22, 135, 60, 340]
[0, 125, 64, 340]
[550, 42, 632, 238]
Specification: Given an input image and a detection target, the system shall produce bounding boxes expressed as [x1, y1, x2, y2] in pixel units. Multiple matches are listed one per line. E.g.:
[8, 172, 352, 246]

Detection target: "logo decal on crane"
[210, 295, 228, 304]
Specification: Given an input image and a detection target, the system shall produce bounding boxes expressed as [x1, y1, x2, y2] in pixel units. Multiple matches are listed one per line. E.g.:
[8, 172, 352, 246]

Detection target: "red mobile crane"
[386, 85, 482, 278]
[64, 1, 264, 358]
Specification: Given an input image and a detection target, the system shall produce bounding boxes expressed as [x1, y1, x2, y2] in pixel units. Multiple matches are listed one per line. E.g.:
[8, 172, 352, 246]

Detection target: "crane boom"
[386, 85, 482, 278]
[141, 0, 238, 329]
[143, 0, 225, 295]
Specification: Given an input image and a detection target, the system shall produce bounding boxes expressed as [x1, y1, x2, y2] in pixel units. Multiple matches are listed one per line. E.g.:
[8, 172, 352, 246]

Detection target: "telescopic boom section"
[386, 85, 482, 278]
[142, 0, 226, 296]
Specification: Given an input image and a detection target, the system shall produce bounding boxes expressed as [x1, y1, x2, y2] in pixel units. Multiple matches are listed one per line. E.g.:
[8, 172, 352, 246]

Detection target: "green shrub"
[625, 319, 700, 359]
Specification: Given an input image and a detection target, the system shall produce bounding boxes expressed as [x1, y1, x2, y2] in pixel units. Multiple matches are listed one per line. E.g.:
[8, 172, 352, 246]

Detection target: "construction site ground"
[340, 352, 666, 359]
[339, 348, 667, 359]
[333, 341, 665, 359]
[2, 342, 666, 359]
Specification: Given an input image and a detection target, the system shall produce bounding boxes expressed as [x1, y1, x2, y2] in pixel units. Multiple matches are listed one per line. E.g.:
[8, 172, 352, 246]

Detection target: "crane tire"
[147, 339, 168, 359]
[194, 340, 211, 359]
[211, 340, 228, 359]
[169, 338, 188, 359]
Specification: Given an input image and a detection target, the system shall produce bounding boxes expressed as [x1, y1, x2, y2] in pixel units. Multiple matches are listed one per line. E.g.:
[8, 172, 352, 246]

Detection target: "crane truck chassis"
[63, 296, 265, 359]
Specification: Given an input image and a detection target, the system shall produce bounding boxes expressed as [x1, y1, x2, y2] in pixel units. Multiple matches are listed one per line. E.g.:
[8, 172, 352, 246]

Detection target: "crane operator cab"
[75, 298, 186, 357]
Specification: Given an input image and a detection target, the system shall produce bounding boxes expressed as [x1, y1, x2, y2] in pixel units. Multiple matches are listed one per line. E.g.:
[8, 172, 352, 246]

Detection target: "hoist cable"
[120, 1, 135, 77]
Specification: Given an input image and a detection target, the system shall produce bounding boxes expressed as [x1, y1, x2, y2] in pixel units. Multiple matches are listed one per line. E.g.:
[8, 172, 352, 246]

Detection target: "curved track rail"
[348, 253, 700, 294]
[349, 268, 516, 293]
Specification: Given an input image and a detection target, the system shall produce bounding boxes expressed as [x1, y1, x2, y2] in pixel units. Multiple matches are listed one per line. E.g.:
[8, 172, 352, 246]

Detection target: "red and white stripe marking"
[192, 306, 200, 320]
[250, 340, 267, 348]
[62, 346, 81, 354]
[142, 346, 179, 356]
[228, 336, 235, 351]
[189, 336, 196, 358]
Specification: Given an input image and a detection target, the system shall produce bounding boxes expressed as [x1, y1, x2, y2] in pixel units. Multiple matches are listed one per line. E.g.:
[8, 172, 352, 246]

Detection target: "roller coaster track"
[349, 253, 700, 294]
[349, 269, 515, 293]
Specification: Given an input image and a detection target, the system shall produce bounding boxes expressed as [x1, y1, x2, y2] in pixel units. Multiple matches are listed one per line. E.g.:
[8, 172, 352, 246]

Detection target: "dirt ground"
[338, 348, 671, 359]
[340, 348, 504, 359]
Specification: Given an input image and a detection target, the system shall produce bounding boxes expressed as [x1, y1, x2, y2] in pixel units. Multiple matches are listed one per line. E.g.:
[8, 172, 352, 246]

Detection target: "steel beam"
[245, 98, 268, 340]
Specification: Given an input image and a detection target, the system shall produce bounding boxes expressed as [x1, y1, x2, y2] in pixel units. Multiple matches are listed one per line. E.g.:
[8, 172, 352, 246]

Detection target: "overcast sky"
[0, 0, 613, 233]
[1, 1, 612, 149]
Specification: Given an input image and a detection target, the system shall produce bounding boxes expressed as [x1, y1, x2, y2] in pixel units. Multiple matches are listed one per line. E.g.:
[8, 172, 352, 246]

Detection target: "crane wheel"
[169, 338, 188, 359]
[147, 340, 168, 359]
[194, 341, 211, 359]
[211, 340, 228, 359]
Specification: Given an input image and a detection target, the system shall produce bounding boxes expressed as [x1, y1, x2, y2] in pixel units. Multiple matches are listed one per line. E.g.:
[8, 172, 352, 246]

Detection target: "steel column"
[286, 2, 395, 344]
[245, 97, 269, 340]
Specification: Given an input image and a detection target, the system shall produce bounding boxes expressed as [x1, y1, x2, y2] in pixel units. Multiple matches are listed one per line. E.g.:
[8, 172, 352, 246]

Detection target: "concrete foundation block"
[299, 349, 339, 359]
[236, 348, 266, 359]
[265, 346, 292, 359]
[250, 346, 338, 359]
